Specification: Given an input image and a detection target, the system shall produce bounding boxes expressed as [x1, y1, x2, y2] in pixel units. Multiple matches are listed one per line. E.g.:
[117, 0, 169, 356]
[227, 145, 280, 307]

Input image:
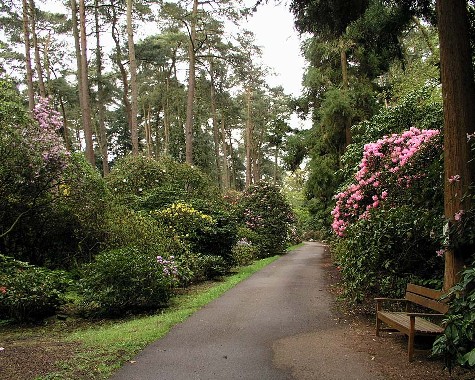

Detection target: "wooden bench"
[375, 283, 449, 361]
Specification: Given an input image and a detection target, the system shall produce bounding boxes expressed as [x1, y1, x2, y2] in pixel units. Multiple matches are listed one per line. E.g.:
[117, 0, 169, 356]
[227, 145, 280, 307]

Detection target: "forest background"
[1, 0, 475, 373]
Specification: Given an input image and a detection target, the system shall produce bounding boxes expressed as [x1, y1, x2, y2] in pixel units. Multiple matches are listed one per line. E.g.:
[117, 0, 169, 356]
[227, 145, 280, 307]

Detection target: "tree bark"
[436, 0, 475, 290]
[78, 0, 95, 165]
[58, 95, 71, 150]
[144, 104, 153, 157]
[22, 0, 35, 112]
[163, 74, 171, 155]
[126, 0, 139, 156]
[220, 116, 229, 189]
[29, 0, 46, 98]
[71, 0, 83, 144]
[209, 59, 222, 188]
[94, 0, 109, 175]
[110, 5, 132, 134]
[245, 86, 253, 187]
[340, 41, 351, 147]
[229, 133, 236, 189]
[185, 0, 198, 165]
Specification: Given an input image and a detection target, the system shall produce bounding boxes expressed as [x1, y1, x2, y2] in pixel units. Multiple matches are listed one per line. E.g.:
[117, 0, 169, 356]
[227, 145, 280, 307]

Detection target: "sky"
[242, 2, 307, 98]
[241, 2, 310, 130]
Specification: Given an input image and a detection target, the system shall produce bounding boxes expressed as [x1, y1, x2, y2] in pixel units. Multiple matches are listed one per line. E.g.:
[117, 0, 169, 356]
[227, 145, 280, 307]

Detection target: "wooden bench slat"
[378, 311, 444, 334]
[375, 284, 449, 362]
[405, 292, 449, 313]
[406, 283, 444, 300]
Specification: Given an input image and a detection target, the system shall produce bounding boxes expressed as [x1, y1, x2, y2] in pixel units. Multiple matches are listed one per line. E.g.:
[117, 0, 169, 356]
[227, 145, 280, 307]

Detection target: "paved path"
[111, 242, 383, 380]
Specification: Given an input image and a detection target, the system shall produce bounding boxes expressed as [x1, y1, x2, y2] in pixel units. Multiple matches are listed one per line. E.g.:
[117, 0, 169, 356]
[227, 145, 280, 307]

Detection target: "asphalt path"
[110, 242, 383, 380]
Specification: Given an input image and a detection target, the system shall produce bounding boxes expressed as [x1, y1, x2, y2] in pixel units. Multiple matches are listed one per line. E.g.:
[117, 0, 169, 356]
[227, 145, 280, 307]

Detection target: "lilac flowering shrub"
[231, 237, 259, 266]
[80, 247, 178, 316]
[238, 183, 296, 258]
[0, 82, 74, 265]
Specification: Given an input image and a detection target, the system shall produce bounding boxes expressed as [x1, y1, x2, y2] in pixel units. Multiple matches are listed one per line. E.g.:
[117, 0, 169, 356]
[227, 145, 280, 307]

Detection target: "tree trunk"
[144, 104, 153, 157]
[436, 0, 475, 290]
[220, 116, 229, 189]
[29, 0, 46, 98]
[94, 0, 109, 175]
[43, 33, 52, 95]
[209, 59, 222, 187]
[111, 4, 132, 134]
[71, 0, 83, 145]
[22, 0, 35, 112]
[126, 0, 139, 156]
[229, 133, 236, 189]
[185, 0, 198, 165]
[245, 86, 253, 187]
[58, 95, 71, 150]
[253, 122, 264, 183]
[78, 0, 95, 165]
[340, 42, 352, 147]
[164, 75, 171, 155]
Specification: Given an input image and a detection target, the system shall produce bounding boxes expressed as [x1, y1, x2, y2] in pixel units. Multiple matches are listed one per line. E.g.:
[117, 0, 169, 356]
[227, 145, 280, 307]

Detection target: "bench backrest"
[405, 283, 449, 314]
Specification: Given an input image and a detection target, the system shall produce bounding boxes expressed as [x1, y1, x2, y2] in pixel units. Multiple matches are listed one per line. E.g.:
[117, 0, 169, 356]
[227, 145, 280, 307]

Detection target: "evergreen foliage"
[238, 183, 296, 257]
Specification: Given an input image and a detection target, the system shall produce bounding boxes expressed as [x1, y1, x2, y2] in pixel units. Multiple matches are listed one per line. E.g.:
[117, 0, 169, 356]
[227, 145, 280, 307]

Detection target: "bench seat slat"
[378, 311, 444, 334]
[375, 284, 448, 362]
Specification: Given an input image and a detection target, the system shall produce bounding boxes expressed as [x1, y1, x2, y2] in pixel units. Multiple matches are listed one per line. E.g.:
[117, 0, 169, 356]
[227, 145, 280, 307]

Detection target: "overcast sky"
[243, 2, 306, 98]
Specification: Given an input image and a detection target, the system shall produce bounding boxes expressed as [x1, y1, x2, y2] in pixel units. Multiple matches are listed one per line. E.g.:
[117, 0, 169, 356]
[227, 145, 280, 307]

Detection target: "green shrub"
[106, 155, 219, 211]
[333, 206, 444, 302]
[36, 153, 109, 268]
[151, 200, 238, 264]
[0, 255, 70, 322]
[187, 198, 239, 262]
[231, 239, 258, 266]
[106, 155, 169, 207]
[151, 202, 215, 249]
[102, 203, 186, 256]
[433, 262, 475, 371]
[239, 183, 296, 258]
[79, 247, 177, 316]
[197, 255, 228, 279]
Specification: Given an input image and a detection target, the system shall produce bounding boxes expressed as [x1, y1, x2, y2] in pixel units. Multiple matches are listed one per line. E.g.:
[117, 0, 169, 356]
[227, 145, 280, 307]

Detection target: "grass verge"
[37, 254, 283, 380]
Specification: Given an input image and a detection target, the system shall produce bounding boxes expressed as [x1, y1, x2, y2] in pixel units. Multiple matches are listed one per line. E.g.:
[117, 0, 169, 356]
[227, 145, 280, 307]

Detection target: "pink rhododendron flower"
[436, 249, 445, 257]
[454, 210, 464, 221]
[448, 175, 461, 183]
[331, 128, 440, 236]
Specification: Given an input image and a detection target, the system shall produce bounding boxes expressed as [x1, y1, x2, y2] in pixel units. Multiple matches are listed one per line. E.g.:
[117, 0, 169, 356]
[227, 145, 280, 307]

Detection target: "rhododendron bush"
[1, 90, 70, 250]
[330, 88, 446, 301]
[332, 127, 442, 236]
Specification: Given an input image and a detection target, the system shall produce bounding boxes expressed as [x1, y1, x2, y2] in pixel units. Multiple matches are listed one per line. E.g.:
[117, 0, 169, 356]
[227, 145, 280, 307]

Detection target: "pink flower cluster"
[33, 97, 63, 132]
[30, 97, 69, 175]
[156, 255, 179, 277]
[331, 128, 440, 236]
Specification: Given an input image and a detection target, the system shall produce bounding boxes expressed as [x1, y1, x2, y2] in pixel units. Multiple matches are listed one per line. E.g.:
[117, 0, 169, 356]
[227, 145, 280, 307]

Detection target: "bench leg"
[376, 316, 381, 337]
[408, 316, 415, 362]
